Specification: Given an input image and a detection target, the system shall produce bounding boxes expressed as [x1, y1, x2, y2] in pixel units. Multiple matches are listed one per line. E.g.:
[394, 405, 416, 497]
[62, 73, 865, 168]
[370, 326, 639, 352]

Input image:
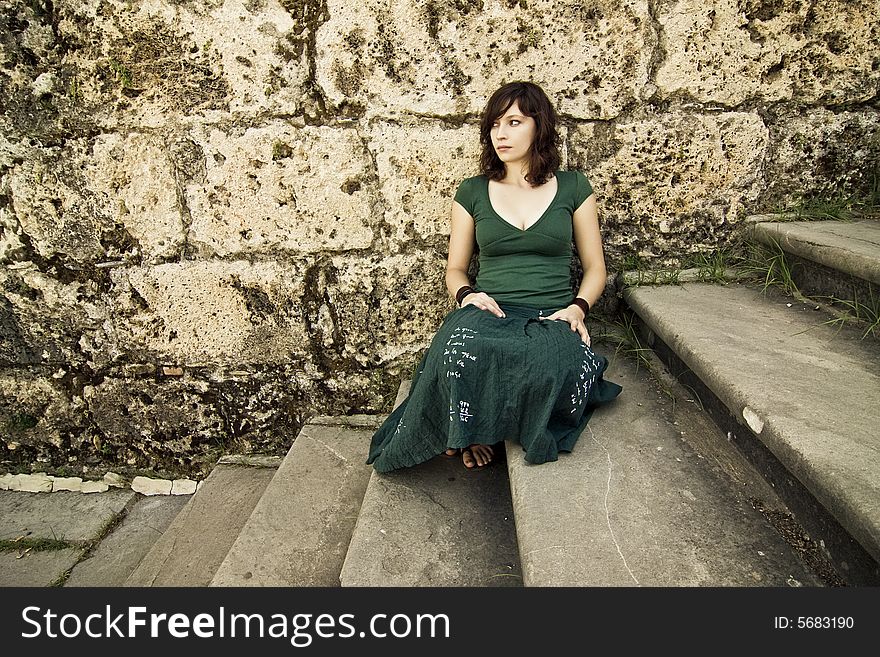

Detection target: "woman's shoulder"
[556, 169, 590, 184]
[457, 174, 488, 188]
[453, 174, 488, 203]
[556, 169, 593, 206]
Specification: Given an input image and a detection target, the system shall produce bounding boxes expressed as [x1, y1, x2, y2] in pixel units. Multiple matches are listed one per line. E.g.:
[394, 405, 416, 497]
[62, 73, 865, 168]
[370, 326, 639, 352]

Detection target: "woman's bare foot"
[443, 448, 458, 457]
[462, 444, 493, 469]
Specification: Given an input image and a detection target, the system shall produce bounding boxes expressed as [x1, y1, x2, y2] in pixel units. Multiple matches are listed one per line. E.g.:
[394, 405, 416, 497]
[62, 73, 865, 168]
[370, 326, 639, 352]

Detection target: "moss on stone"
[272, 140, 294, 160]
[99, 15, 229, 113]
[8, 412, 39, 431]
[424, 0, 485, 40]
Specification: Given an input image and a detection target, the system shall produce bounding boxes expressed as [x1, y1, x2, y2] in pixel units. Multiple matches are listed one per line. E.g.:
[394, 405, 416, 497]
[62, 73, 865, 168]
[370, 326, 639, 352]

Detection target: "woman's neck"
[500, 165, 533, 188]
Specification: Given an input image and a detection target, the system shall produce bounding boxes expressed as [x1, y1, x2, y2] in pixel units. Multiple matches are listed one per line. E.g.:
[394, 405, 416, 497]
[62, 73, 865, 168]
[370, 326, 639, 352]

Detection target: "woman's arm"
[571, 193, 607, 308]
[445, 200, 476, 297]
[445, 200, 505, 317]
[542, 192, 607, 344]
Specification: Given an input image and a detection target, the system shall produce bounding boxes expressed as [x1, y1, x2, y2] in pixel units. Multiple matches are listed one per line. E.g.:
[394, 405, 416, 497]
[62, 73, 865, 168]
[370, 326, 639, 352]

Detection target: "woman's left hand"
[542, 304, 591, 345]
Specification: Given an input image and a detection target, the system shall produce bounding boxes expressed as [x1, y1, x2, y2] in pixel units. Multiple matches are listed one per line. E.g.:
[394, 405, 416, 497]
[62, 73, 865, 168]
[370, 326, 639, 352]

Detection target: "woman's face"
[490, 100, 537, 166]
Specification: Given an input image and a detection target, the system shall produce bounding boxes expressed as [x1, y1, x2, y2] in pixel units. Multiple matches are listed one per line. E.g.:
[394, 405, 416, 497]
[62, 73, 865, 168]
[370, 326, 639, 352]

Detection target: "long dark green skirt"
[367, 303, 622, 473]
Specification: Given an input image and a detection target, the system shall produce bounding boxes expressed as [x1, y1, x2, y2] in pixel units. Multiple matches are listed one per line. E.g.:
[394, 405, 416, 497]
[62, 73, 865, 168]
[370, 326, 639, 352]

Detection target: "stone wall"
[1, 0, 878, 477]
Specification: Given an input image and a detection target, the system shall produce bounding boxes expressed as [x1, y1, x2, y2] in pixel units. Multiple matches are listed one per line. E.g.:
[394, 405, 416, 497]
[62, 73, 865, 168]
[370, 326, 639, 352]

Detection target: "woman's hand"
[543, 304, 591, 345]
[461, 292, 506, 318]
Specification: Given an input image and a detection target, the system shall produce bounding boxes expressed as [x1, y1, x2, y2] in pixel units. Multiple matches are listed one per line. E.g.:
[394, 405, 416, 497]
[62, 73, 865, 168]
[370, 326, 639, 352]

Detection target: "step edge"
[623, 286, 880, 564]
[751, 222, 880, 287]
[211, 424, 374, 587]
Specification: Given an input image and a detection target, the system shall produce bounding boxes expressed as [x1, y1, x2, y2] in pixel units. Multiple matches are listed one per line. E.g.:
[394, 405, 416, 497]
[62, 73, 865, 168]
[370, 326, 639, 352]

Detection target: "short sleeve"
[574, 170, 594, 208]
[453, 177, 477, 215]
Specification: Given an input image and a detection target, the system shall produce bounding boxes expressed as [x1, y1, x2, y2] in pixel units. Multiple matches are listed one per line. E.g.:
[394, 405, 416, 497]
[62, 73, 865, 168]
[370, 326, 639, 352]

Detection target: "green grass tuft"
[737, 239, 802, 298]
[603, 312, 653, 372]
[813, 288, 880, 339]
[687, 248, 735, 284]
[0, 538, 75, 552]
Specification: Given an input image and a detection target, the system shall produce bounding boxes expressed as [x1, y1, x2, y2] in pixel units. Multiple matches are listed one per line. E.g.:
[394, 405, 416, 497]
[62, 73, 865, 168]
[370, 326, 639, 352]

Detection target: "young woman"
[367, 81, 621, 472]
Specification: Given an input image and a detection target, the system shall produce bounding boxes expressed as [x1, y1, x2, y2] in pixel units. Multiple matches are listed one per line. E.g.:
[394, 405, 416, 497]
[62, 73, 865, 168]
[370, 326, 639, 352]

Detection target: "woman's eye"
[510, 120, 520, 126]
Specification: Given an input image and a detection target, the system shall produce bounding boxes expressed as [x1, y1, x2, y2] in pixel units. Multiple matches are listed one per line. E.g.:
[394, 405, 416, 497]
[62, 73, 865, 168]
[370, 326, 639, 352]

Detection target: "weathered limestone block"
[5, 141, 116, 264]
[316, 251, 451, 368]
[186, 123, 376, 256]
[199, 364, 327, 451]
[0, 369, 89, 464]
[169, 0, 311, 116]
[0, 206, 27, 265]
[170, 479, 198, 495]
[85, 377, 228, 475]
[760, 108, 880, 211]
[131, 475, 173, 496]
[10, 473, 53, 493]
[317, 0, 654, 120]
[655, 0, 880, 106]
[0, 137, 30, 263]
[51, 0, 230, 130]
[52, 476, 84, 492]
[0, 206, 25, 263]
[87, 133, 185, 262]
[570, 110, 769, 262]
[51, 0, 322, 127]
[104, 260, 311, 365]
[0, 3, 55, 85]
[1, 266, 107, 366]
[81, 480, 110, 493]
[81, 364, 324, 476]
[0, 0, 93, 143]
[103, 472, 127, 488]
[3, 0, 312, 131]
[367, 120, 479, 247]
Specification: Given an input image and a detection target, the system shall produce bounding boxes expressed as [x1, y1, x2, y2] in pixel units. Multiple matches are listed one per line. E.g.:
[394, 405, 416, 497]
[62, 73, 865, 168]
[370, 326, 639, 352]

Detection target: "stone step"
[65, 494, 190, 587]
[210, 418, 375, 586]
[0, 488, 135, 587]
[506, 347, 825, 586]
[339, 381, 522, 586]
[124, 462, 276, 586]
[624, 281, 880, 584]
[748, 217, 880, 306]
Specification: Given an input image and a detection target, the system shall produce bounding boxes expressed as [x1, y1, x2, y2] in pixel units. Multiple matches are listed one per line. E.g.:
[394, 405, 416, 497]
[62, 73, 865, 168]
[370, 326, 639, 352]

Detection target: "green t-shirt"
[453, 170, 594, 310]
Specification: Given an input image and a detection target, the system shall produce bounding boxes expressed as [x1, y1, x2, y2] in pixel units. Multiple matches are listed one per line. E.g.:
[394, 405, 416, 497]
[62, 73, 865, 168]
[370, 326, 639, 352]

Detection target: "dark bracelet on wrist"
[571, 297, 590, 318]
[456, 285, 476, 306]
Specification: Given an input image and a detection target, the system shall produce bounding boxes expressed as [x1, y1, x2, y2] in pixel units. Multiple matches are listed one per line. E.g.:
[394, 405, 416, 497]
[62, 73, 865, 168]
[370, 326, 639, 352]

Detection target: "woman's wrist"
[455, 285, 476, 306]
[571, 297, 590, 320]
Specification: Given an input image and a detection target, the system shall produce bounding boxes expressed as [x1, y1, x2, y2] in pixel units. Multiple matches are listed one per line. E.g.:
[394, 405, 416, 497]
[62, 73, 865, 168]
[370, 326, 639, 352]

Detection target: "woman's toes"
[464, 444, 493, 467]
[462, 448, 476, 468]
[444, 448, 458, 457]
[477, 445, 494, 465]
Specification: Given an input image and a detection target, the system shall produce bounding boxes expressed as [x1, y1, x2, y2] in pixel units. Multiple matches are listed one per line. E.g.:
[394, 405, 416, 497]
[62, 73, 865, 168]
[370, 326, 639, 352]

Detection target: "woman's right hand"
[461, 291, 506, 318]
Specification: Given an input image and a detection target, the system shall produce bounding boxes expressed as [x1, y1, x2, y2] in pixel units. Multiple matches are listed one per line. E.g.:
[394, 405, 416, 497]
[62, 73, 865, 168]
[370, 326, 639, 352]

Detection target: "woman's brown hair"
[478, 81, 561, 186]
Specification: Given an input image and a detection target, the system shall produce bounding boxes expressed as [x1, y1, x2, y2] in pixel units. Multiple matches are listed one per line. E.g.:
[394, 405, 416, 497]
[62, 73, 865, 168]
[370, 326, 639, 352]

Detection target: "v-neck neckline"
[485, 174, 560, 232]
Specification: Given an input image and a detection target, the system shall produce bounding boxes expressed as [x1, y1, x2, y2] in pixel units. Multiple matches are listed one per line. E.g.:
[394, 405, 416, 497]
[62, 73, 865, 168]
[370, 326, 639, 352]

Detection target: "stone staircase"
[210, 417, 376, 586]
[623, 216, 880, 585]
[44, 216, 878, 588]
[747, 216, 880, 309]
[338, 383, 521, 587]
